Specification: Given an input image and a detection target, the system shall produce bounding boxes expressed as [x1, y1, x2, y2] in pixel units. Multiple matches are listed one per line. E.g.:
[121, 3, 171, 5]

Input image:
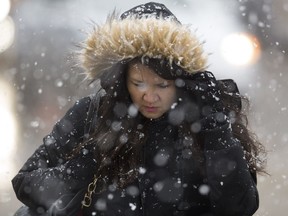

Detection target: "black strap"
[84, 83, 106, 138]
[217, 79, 242, 110]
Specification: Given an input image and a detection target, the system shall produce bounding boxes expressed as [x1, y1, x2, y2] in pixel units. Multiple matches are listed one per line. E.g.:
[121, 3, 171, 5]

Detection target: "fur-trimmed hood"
[80, 7, 208, 80]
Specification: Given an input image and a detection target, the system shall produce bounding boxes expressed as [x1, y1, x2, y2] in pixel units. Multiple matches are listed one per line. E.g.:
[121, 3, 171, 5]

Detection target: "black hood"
[81, 2, 207, 81]
[120, 2, 180, 23]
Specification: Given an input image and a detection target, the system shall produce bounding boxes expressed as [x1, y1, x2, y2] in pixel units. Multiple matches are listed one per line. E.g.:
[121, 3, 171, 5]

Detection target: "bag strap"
[81, 174, 101, 208]
[84, 81, 106, 137]
[81, 81, 107, 209]
[217, 79, 242, 110]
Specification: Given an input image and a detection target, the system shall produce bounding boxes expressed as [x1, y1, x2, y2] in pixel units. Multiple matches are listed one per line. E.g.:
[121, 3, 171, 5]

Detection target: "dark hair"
[70, 60, 266, 189]
[70, 62, 148, 188]
[217, 81, 266, 174]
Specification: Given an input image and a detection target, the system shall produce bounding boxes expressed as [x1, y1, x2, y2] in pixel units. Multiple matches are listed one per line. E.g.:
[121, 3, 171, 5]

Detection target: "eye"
[133, 82, 145, 88]
[158, 83, 170, 88]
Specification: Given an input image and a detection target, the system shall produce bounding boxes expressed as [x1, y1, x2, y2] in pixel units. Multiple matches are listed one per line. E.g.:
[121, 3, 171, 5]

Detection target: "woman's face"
[127, 62, 177, 119]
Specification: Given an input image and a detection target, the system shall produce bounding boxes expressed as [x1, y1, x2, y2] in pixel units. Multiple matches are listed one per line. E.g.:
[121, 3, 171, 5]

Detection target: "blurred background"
[0, 0, 287, 215]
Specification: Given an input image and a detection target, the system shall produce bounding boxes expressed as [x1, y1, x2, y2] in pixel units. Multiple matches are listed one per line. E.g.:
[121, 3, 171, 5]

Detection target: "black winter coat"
[12, 89, 259, 216]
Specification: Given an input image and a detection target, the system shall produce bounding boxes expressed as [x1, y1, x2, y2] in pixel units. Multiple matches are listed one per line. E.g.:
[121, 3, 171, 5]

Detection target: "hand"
[181, 71, 228, 130]
[183, 71, 223, 114]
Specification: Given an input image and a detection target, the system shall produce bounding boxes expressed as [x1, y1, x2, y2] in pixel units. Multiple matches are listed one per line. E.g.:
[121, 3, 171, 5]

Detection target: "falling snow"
[1, 1, 288, 216]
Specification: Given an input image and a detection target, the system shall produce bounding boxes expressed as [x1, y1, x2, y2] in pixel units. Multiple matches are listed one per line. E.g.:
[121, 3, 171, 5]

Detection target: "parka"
[12, 87, 259, 216]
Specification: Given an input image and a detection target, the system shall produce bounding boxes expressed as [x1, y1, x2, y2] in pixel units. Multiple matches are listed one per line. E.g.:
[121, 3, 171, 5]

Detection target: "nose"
[143, 89, 159, 103]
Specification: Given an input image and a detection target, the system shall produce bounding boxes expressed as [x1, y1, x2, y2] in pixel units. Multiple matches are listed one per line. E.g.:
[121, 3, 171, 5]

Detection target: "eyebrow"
[129, 78, 172, 86]
[129, 77, 143, 82]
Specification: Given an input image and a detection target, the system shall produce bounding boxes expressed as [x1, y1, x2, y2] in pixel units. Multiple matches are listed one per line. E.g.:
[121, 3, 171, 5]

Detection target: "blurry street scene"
[0, 0, 287, 215]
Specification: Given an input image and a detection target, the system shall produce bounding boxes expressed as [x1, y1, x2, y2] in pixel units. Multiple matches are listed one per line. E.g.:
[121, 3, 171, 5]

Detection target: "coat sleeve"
[199, 115, 259, 216]
[11, 97, 96, 212]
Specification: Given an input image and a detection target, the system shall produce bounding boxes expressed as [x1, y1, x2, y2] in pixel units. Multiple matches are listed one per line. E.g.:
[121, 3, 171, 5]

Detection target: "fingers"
[177, 71, 226, 118]
[182, 72, 220, 104]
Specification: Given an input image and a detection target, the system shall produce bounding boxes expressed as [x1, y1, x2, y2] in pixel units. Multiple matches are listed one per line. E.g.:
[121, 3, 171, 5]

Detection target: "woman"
[12, 2, 266, 216]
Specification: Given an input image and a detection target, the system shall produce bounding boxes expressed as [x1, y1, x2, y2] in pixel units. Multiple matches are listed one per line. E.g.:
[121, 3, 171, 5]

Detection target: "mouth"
[143, 106, 158, 113]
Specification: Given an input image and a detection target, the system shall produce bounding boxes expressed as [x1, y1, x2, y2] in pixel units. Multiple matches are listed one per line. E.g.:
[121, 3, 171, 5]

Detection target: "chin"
[141, 112, 163, 119]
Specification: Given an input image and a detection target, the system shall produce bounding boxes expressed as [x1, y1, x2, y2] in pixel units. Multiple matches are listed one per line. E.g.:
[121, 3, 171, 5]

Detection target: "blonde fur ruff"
[81, 14, 208, 79]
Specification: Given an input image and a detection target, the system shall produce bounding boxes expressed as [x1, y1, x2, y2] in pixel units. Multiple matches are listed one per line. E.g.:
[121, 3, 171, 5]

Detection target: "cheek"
[161, 88, 177, 107]
[167, 88, 177, 103]
[167, 94, 177, 106]
[128, 87, 141, 103]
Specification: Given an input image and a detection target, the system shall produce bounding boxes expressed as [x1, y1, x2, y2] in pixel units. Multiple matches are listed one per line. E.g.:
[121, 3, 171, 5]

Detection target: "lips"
[144, 106, 158, 112]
